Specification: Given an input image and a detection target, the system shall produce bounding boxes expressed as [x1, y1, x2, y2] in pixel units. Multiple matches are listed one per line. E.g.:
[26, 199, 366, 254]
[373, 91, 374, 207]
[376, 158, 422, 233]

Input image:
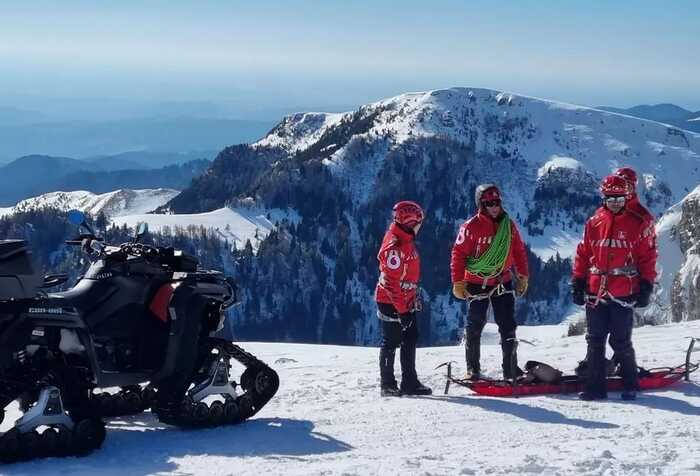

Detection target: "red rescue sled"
[440, 338, 699, 397]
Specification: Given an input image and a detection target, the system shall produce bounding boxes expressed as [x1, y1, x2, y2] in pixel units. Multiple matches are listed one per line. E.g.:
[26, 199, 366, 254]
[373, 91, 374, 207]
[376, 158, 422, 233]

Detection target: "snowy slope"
[112, 206, 300, 251]
[256, 112, 347, 152]
[256, 88, 700, 262]
[261, 88, 700, 209]
[2, 321, 699, 475]
[0, 189, 180, 219]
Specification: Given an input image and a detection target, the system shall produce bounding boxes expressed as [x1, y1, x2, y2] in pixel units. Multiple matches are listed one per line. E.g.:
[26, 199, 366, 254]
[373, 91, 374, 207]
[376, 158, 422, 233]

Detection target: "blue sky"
[1, 0, 698, 118]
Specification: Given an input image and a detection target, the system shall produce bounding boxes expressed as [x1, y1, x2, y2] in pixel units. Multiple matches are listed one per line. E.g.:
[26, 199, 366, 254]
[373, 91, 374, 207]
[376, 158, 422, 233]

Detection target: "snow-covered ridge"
[255, 111, 348, 153]
[0, 189, 180, 219]
[112, 206, 300, 252]
[0, 187, 300, 255]
[364, 88, 700, 201]
[260, 87, 700, 262]
[258, 87, 700, 217]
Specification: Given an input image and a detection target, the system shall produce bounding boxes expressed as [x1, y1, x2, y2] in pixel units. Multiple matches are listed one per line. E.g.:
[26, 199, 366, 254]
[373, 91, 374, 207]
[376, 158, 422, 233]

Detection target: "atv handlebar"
[65, 235, 104, 246]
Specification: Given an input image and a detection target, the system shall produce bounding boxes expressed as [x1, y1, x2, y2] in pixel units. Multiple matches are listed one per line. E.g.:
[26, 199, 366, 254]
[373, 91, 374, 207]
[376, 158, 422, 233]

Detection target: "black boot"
[614, 347, 639, 394]
[621, 390, 637, 401]
[381, 382, 402, 397]
[578, 391, 608, 401]
[501, 334, 523, 380]
[400, 380, 432, 395]
[398, 340, 431, 395]
[465, 328, 481, 378]
[399, 340, 418, 387]
[379, 347, 398, 391]
[583, 340, 608, 399]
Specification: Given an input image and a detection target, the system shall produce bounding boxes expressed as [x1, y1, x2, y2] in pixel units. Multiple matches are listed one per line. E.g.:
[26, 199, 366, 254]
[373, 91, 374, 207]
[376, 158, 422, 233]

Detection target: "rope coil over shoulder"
[466, 215, 512, 280]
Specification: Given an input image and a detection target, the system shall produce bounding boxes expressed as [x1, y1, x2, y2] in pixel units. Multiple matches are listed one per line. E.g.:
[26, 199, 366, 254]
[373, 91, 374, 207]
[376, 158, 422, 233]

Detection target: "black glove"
[635, 279, 653, 308]
[571, 278, 586, 306]
[399, 312, 414, 331]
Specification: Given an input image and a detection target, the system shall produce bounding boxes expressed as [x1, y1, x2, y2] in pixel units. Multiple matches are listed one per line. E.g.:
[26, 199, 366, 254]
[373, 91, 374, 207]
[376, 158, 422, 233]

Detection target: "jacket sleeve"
[636, 221, 657, 283]
[510, 222, 529, 277]
[450, 222, 474, 283]
[572, 221, 592, 280]
[378, 244, 409, 314]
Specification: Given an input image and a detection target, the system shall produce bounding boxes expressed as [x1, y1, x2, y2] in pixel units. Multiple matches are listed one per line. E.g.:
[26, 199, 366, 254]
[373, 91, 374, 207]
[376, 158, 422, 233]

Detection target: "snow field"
[2, 320, 699, 476]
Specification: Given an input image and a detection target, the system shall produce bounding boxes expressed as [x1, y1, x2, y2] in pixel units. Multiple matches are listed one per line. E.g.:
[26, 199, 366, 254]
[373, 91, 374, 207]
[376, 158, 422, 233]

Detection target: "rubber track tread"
[154, 338, 279, 428]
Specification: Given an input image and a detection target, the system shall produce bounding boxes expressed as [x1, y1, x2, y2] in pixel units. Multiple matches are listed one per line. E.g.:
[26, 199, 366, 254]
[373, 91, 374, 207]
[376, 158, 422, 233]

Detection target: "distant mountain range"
[84, 150, 219, 170]
[0, 154, 210, 205]
[0, 116, 274, 163]
[597, 103, 700, 133]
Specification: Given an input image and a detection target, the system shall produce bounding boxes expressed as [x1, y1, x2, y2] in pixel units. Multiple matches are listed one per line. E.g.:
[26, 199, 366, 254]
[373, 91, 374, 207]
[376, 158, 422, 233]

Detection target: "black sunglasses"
[482, 199, 501, 207]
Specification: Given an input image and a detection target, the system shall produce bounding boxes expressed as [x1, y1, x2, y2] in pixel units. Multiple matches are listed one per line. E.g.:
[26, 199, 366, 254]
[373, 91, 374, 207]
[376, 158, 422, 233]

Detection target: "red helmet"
[392, 201, 424, 227]
[600, 175, 629, 196]
[474, 184, 501, 207]
[615, 167, 638, 187]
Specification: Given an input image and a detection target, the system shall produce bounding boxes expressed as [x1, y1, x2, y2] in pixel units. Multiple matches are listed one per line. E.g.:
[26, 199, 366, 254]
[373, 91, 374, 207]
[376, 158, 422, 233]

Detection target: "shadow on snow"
[0, 417, 353, 476]
[431, 395, 619, 429]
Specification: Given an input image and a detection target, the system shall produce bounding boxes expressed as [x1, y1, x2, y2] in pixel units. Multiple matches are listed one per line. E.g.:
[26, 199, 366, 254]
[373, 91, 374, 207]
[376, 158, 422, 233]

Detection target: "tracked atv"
[0, 210, 279, 463]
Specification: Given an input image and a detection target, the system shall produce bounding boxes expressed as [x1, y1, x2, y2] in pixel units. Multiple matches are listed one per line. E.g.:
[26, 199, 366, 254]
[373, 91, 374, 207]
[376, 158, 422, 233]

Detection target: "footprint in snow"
[275, 357, 299, 364]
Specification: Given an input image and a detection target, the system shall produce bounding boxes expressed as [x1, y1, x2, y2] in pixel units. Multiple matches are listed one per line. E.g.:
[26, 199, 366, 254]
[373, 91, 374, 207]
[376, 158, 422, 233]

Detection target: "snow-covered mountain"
[159, 87, 700, 344]
[255, 87, 699, 259]
[114, 205, 300, 252]
[258, 88, 699, 209]
[0, 189, 180, 219]
[2, 320, 699, 475]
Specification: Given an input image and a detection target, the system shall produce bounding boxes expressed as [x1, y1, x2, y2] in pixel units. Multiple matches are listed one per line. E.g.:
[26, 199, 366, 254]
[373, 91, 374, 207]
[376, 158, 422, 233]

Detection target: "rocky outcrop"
[670, 189, 700, 322]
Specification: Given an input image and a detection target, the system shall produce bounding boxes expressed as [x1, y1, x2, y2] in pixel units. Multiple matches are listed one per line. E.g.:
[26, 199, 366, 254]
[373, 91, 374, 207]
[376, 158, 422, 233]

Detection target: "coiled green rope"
[467, 215, 512, 279]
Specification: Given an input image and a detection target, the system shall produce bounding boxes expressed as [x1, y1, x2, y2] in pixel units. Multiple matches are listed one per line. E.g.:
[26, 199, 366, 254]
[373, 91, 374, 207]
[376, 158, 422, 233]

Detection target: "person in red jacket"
[375, 200, 432, 397]
[615, 167, 655, 226]
[571, 174, 657, 401]
[450, 184, 529, 380]
[615, 166, 657, 258]
[612, 167, 657, 364]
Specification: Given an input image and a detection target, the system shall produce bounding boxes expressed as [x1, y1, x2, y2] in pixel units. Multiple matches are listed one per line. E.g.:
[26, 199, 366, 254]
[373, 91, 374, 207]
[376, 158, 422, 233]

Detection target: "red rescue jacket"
[375, 223, 420, 314]
[627, 194, 656, 245]
[572, 205, 657, 298]
[450, 211, 528, 286]
[627, 195, 655, 225]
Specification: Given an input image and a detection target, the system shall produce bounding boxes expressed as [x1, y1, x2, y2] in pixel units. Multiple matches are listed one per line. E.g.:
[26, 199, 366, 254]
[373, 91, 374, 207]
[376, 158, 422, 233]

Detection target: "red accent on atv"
[149, 283, 180, 323]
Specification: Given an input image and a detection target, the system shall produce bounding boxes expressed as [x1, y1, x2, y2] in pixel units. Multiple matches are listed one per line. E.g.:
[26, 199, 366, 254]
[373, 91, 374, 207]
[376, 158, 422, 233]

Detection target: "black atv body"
[0, 222, 278, 463]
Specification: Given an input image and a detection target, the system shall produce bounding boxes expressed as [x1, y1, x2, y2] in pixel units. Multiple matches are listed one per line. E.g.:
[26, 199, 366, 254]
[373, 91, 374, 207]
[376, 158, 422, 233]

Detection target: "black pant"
[378, 303, 418, 387]
[585, 299, 638, 395]
[465, 281, 518, 377]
